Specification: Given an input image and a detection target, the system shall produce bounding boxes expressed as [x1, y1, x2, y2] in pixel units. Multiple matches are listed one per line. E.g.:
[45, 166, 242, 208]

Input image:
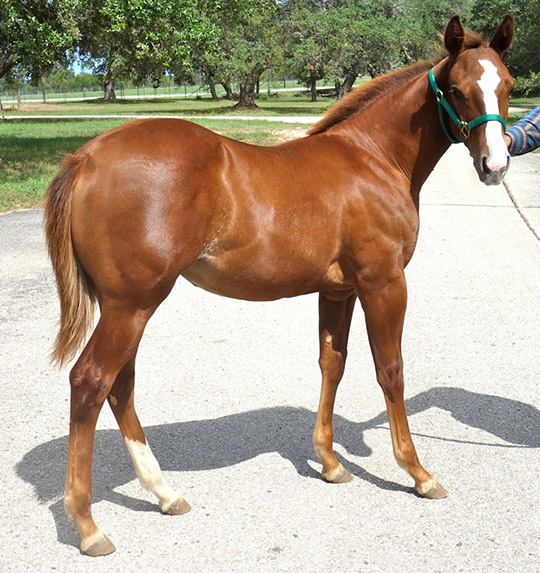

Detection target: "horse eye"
[449, 88, 464, 100]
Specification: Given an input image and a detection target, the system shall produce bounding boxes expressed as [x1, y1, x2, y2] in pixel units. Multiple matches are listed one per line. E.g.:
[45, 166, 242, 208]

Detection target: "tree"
[395, 0, 473, 63]
[76, 0, 217, 100]
[283, 1, 402, 100]
[212, 0, 282, 109]
[470, 0, 515, 37]
[325, 2, 400, 98]
[191, 0, 245, 101]
[0, 0, 79, 82]
[470, 0, 539, 93]
[284, 1, 330, 102]
[502, 0, 539, 76]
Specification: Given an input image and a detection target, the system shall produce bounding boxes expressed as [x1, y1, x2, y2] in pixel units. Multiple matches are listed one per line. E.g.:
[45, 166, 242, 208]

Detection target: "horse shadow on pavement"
[16, 386, 540, 548]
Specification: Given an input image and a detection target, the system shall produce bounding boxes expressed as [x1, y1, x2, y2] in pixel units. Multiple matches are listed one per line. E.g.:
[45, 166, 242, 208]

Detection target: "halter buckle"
[459, 122, 471, 141]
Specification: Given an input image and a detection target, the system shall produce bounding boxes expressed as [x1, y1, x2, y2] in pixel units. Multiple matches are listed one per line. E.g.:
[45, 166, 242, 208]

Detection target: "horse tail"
[44, 153, 97, 367]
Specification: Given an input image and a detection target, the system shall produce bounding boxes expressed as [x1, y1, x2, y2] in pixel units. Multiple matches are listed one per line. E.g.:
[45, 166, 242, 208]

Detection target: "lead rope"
[503, 178, 540, 241]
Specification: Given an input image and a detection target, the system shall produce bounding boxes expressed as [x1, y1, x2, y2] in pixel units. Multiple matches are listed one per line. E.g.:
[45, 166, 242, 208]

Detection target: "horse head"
[438, 15, 514, 185]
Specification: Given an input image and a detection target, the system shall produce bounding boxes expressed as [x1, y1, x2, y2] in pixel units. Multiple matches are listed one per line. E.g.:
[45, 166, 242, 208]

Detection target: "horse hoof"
[160, 496, 192, 515]
[416, 480, 449, 499]
[82, 533, 116, 557]
[322, 463, 354, 483]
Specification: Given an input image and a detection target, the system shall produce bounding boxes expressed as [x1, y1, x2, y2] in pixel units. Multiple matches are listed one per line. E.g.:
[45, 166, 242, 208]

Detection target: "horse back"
[69, 118, 418, 303]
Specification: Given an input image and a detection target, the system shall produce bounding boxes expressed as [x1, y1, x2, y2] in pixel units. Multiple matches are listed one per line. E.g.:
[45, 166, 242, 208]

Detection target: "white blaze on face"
[478, 59, 508, 172]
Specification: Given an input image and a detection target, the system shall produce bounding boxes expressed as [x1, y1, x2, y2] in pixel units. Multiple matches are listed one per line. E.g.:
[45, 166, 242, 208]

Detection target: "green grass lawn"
[0, 117, 310, 212]
[0, 93, 326, 212]
[0, 120, 125, 211]
[510, 96, 540, 107]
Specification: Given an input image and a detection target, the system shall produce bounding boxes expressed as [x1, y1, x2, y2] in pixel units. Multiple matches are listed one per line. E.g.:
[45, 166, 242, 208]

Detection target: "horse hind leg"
[108, 359, 191, 515]
[64, 303, 156, 556]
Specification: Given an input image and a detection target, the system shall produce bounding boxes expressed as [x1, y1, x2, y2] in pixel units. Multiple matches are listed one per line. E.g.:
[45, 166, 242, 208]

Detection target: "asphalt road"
[0, 144, 538, 572]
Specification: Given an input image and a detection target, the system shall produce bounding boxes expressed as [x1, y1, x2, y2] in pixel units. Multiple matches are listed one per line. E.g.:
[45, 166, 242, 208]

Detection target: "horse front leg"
[108, 359, 191, 515]
[313, 293, 356, 482]
[357, 272, 448, 498]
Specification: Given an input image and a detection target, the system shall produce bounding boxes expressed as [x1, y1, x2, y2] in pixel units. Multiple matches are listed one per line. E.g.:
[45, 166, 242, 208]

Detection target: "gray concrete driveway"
[0, 144, 538, 572]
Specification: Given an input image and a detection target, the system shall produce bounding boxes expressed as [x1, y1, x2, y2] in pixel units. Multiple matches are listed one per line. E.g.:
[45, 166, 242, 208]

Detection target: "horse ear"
[444, 15, 465, 55]
[490, 15, 514, 54]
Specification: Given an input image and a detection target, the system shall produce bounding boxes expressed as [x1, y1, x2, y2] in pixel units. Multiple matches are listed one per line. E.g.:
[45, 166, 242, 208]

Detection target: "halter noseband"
[428, 67, 507, 144]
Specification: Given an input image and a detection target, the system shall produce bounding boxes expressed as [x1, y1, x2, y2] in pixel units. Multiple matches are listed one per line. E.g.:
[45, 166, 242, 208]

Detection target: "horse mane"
[308, 30, 486, 136]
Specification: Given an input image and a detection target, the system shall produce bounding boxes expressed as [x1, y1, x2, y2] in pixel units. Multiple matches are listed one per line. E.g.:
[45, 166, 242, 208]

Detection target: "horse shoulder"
[338, 168, 420, 287]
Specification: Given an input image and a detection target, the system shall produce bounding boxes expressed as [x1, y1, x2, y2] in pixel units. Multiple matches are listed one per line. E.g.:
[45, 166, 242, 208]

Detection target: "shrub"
[514, 73, 540, 98]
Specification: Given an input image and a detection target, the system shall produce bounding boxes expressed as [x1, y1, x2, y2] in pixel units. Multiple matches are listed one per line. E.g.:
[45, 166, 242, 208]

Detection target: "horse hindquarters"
[46, 151, 193, 556]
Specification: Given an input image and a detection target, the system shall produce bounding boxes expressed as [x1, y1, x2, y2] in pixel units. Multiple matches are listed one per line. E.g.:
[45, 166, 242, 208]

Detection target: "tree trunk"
[208, 78, 219, 101]
[234, 80, 258, 110]
[310, 76, 317, 102]
[0, 53, 16, 80]
[103, 75, 116, 101]
[335, 71, 358, 100]
[221, 81, 234, 100]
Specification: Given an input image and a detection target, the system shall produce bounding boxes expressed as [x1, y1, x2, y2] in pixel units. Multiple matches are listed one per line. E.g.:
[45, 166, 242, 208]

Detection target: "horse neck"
[339, 63, 451, 201]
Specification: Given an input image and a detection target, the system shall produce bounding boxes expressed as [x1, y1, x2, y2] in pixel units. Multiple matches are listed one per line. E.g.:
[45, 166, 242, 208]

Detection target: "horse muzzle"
[475, 154, 510, 186]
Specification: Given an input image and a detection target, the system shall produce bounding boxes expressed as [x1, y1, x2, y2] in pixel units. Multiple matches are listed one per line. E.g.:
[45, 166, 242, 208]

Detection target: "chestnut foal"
[45, 16, 514, 555]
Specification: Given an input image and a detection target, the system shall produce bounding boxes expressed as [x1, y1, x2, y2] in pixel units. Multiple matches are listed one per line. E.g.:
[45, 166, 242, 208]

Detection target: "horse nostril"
[482, 155, 510, 176]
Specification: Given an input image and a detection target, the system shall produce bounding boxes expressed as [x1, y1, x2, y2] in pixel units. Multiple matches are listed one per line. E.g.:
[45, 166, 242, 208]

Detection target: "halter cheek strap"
[428, 68, 507, 144]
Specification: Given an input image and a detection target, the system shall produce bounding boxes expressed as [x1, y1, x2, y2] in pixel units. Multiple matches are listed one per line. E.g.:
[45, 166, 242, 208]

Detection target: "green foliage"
[199, 0, 281, 107]
[470, 0, 514, 35]
[471, 0, 540, 76]
[508, 0, 540, 76]
[396, 0, 473, 62]
[514, 72, 540, 97]
[282, 0, 475, 99]
[0, 0, 79, 81]
[2, 0, 540, 104]
[76, 0, 220, 97]
[284, 2, 329, 86]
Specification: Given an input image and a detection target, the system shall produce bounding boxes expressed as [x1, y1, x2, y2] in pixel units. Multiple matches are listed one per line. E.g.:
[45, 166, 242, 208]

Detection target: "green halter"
[428, 67, 507, 144]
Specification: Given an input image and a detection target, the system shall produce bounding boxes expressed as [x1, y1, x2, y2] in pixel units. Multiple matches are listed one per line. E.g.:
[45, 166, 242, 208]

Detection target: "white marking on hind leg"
[125, 438, 188, 513]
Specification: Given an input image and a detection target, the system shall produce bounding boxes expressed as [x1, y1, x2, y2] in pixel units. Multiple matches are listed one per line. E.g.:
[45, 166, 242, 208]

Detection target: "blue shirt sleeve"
[506, 105, 540, 156]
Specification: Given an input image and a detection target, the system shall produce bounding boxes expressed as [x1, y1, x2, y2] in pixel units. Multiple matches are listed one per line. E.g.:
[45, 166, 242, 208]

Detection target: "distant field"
[1, 90, 536, 213]
[0, 79, 320, 104]
[1, 91, 334, 117]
